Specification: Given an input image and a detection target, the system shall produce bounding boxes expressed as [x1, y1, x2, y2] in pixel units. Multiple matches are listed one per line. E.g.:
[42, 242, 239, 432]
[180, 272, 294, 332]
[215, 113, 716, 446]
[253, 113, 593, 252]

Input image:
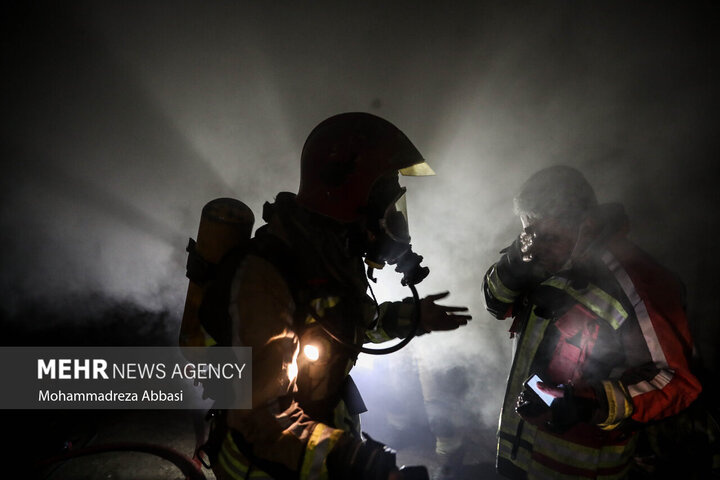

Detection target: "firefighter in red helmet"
[211, 112, 470, 480]
[483, 165, 702, 479]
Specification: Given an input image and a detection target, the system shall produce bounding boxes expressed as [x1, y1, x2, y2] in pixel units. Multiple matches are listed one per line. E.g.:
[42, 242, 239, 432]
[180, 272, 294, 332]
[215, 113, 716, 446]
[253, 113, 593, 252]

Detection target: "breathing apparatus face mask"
[313, 172, 430, 357]
[363, 177, 429, 286]
[366, 188, 410, 264]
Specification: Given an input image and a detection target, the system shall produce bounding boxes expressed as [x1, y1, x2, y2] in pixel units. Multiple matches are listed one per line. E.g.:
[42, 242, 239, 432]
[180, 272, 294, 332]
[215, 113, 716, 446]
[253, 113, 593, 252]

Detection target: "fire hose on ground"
[35, 442, 206, 480]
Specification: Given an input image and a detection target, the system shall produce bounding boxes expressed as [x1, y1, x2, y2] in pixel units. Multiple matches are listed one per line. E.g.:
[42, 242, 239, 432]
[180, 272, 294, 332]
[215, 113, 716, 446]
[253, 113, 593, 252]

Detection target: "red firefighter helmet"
[296, 112, 434, 222]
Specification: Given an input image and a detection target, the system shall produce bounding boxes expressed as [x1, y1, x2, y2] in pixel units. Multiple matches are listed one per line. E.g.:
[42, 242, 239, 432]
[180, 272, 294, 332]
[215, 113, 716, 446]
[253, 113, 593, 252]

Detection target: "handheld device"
[524, 374, 555, 406]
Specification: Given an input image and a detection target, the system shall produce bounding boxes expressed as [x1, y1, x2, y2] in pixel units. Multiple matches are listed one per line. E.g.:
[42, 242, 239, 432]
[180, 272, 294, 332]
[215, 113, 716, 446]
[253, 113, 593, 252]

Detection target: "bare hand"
[419, 291, 471, 332]
[537, 382, 564, 399]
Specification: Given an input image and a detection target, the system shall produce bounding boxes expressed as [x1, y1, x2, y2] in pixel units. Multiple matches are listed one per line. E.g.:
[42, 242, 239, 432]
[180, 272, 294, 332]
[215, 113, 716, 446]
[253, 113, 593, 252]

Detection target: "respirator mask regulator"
[364, 177, 429, 288]
[316, 175, 427, 355]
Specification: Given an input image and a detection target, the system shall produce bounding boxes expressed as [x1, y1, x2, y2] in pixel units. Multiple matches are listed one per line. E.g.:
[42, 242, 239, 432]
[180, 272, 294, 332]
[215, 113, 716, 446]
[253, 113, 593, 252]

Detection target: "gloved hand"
[515, 387, 551, 420]
[544, 383, 599, 433]
[328, 431, 399, 480]
[496, 229, 548, 291]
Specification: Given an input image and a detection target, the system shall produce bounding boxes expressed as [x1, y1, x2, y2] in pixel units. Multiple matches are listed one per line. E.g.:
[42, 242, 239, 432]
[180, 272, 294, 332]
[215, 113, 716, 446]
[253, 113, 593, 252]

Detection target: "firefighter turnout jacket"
[213, 193, 417, 480]
[483, 205, 702, 479]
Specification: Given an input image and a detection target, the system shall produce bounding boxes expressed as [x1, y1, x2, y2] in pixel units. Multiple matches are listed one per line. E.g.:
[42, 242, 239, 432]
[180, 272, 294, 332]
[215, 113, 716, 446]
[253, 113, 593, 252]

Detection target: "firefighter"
[212, 112, 471, 480]
[483, 165, 702, 479]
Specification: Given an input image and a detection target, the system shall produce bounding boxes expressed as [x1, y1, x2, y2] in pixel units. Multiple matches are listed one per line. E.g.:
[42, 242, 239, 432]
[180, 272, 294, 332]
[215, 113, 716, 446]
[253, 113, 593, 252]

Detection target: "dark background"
[2, 1, 719, 478]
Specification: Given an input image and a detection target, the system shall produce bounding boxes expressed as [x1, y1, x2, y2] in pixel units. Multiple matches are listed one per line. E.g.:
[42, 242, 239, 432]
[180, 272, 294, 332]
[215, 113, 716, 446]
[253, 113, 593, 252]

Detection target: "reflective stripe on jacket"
[214, 422, 345, 480]
[487, 239, 701, 479]
[217, 216, 414, 478]
[496, 309, 637, 478]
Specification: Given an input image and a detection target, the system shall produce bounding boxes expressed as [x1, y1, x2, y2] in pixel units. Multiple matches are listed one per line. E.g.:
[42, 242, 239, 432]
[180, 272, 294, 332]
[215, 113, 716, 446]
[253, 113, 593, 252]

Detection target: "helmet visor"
[399, 161, 435, 176]
[380, 188, 411, 244]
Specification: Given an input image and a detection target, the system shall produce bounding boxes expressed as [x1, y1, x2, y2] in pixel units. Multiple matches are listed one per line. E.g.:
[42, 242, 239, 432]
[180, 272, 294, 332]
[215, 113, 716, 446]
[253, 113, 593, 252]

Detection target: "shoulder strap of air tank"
[248, 226, 314, 309]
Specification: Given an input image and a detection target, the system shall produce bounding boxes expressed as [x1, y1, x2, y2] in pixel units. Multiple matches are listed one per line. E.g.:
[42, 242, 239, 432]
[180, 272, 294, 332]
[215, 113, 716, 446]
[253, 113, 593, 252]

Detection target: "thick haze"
[2, 0, 719, 462]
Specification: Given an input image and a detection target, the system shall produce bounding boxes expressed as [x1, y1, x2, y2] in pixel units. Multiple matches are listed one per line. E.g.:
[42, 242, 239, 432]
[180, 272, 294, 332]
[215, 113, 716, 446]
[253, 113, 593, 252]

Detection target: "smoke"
[2, 0, 718, 465]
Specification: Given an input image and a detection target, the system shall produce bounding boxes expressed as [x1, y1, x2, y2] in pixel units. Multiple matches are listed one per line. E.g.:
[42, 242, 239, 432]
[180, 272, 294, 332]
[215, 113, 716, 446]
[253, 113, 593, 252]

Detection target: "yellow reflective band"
[605, 380, 618, 427]
[518, 425, 636, 475]
[395, 301, 415, 328]
[179, 324, 218, 347]
[486, 266, 521, 304]
[333, 400, 361, 437]
[497, 312, 550, 468]
[200, 325, 218, 346]
[498, 435, 534, 470]
[307, 297, 341, 325]
[218, 451, 246, 479]
[501, 433, 634, 480]
[541, 277, 628, 329]
[503, 312, 551, 414]
[500, 379, 637, 477]
[597, 434, 638, 471]
[301, 423, 344, 480]
[218, 431, 273, 479]
[219, 449, 272, 479]
[534, 429, 603, 468]
[333, 401, 349, 434]
[499, 412, 522, 436]
[366, 327, 392, 343]
[599, 381, 633, 429]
